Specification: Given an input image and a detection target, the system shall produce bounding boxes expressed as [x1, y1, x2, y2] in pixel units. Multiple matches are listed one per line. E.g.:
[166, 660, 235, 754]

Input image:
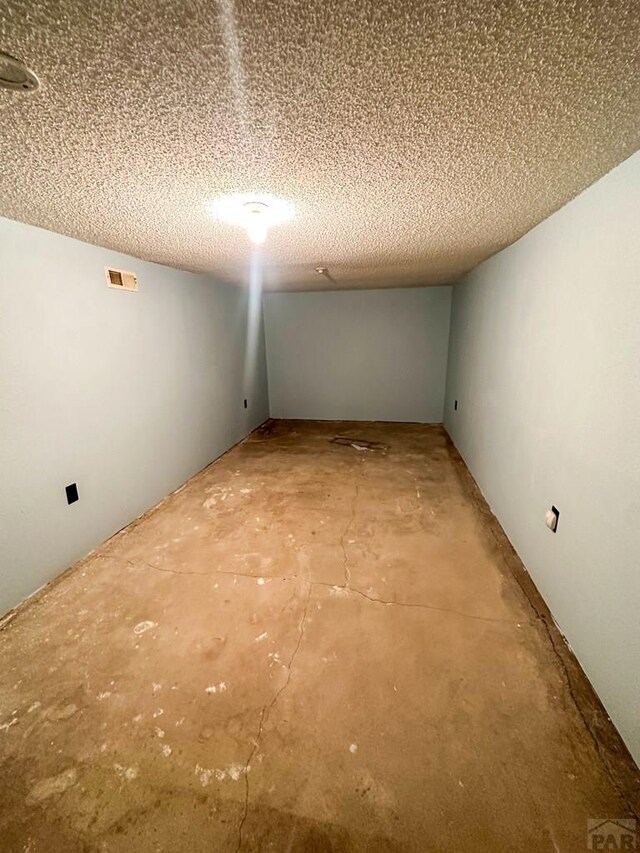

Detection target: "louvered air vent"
[106, 267, 138, 291]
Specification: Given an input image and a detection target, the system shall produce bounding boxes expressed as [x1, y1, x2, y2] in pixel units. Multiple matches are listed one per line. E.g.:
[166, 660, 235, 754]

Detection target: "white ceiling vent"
[106, 267, 138, 291]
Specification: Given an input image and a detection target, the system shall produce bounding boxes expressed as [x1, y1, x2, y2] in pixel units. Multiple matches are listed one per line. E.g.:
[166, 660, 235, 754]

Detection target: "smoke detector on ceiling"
[0, 52, 39, 92]
[314, 266, 336, 282]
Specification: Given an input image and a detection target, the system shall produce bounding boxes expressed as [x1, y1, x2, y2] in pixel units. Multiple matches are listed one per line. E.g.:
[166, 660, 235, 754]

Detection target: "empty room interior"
[1, 1, 639, 851]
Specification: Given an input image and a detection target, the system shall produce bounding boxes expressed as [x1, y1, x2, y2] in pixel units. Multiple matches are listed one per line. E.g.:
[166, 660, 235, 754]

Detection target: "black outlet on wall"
[65, 483, 79, 505]
[454, 400, 458, 411]
[243, 399, 248, 409]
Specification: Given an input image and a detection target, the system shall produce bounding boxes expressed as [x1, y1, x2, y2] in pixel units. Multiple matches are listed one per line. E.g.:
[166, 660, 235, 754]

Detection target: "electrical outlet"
[545, 506, 560, 532]
[243, 399, 248, 409]
[454, 400, 458, 411]
[65, 483, 79, 505]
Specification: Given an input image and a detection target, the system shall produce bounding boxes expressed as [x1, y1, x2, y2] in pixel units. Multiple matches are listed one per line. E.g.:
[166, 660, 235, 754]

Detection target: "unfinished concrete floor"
[1, 421, 638, 852]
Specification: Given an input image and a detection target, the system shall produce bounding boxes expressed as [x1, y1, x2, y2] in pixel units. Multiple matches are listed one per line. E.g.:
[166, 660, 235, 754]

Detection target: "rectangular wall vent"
[106, 267, 138, 291]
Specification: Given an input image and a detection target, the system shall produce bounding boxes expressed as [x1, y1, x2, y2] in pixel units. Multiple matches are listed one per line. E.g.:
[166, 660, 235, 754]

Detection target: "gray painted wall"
[444, 152, 640, 763]
[0, 217, 269, 615]
[264, 287, 452, 422]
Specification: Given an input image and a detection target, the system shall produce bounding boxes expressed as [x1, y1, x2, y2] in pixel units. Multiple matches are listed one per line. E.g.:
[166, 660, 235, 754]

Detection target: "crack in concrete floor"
[119, 555, 530, 627]
[236, 583, 312, 852]
[339, 481, 360, 586]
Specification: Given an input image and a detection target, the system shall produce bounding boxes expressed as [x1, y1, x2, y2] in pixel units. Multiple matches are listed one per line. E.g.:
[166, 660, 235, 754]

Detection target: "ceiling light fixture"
[0, 51, 39, 92]
[243, 201, 269, 245]
[209, 193, 294, 246]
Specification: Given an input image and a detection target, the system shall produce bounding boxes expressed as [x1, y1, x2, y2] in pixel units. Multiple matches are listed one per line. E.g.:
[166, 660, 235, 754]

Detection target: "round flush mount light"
[0, 52, 40, 92]
[209, 193, 295, 245]
[242, 201, 269, 245]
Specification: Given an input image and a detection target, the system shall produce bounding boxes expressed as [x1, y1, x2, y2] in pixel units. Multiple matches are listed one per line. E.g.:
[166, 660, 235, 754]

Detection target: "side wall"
[444, 152, 640, 764]
[264, 286, 452, 422]
[0, 217, 269, 614]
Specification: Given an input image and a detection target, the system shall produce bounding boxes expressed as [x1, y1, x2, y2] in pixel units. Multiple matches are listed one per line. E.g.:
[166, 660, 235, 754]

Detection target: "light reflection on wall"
[243, 247, 264, 403]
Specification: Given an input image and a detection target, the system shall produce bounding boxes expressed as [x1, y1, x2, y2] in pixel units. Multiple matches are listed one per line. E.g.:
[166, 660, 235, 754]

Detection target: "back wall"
[264, 286, 452, 422]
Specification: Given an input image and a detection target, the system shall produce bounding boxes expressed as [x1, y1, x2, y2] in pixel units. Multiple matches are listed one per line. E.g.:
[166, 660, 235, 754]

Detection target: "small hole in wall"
[454, 400, 458, 411]
[65, 483, 79, 505]
[243, 399, 248, 409]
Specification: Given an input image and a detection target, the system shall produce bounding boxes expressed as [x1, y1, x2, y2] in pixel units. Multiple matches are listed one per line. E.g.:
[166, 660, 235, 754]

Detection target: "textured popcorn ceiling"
[1, 0, 640, 291]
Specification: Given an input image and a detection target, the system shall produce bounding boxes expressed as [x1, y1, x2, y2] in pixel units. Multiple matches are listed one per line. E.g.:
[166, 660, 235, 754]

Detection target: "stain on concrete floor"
[0, 421, 638, 852]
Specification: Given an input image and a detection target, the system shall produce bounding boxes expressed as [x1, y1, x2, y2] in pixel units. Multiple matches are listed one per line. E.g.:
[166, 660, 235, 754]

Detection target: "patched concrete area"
[0, 421, 637, 852]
